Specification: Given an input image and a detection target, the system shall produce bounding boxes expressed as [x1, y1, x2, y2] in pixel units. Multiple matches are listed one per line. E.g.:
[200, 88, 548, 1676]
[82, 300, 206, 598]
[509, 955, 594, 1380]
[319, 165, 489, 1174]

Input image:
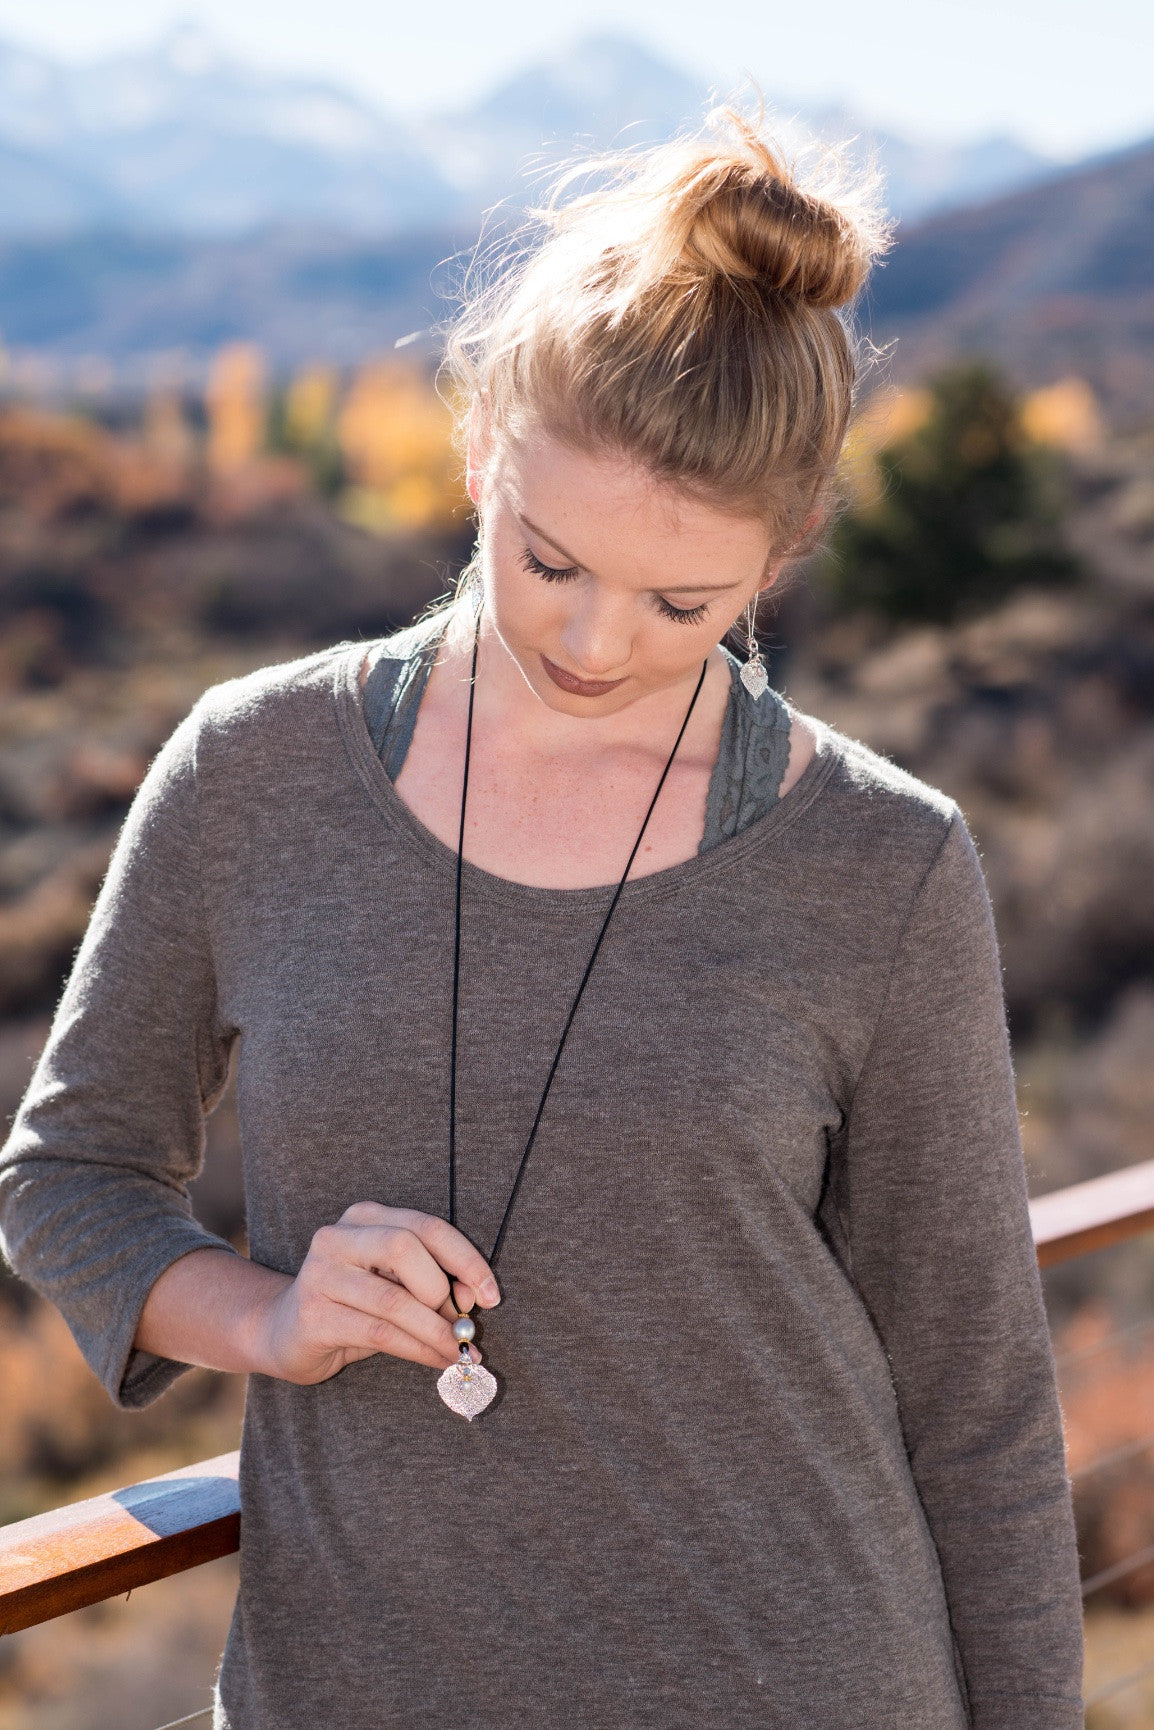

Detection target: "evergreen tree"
[819, 359, 1082, 623]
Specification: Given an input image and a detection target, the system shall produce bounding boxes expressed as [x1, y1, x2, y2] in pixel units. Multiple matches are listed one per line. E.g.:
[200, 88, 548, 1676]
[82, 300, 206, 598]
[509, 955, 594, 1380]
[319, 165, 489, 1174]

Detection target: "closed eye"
[519, 546, 712, 626]
[519, 547, 578, 582]
[654, 596, 710, 625]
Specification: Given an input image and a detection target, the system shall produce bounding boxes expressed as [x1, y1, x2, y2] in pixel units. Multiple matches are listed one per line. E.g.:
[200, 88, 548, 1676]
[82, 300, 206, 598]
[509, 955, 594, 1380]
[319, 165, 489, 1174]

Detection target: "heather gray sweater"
[0, 634, 1084, 1729]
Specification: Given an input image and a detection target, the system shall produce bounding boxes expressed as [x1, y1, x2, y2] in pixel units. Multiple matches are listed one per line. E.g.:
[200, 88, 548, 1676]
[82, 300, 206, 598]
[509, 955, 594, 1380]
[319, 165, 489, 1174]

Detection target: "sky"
[0, 0, 1147, 164]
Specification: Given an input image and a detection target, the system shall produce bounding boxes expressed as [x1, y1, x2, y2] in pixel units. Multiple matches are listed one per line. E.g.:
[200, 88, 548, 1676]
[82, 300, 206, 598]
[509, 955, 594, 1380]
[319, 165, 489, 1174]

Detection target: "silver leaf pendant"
[740, 657, 769, 699]
[437, 1350, 498, 1421]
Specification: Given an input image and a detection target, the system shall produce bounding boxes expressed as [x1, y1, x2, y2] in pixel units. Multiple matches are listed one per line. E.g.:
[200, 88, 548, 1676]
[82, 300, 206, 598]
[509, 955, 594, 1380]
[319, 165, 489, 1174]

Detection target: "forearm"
[133, 1246, 292, 1376]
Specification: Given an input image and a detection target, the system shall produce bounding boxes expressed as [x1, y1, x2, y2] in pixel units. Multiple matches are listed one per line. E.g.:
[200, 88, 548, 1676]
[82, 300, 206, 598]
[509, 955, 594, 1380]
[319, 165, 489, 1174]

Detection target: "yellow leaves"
[333, 358, 466, 533]
[283, 363, 340, 450]
[839, 373, 1105, 520]
[839, 385, 934, 509]
[205, 342, 267, 474]
[201, 346, 468, 532]
[860, 385, 935, 452]
[1021, 376, 1105, 454]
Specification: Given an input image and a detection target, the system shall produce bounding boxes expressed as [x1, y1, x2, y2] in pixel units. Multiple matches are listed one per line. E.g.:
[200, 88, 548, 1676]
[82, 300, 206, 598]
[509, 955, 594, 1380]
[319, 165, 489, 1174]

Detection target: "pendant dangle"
[740, 598, 769, 700]
[434, 599, 709, 1420]
[436, 1309, 498, 1421]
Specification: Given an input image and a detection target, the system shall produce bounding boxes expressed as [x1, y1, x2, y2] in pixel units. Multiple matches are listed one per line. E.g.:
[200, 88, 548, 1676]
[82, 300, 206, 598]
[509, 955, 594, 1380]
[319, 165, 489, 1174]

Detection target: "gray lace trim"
[702, 648, 792, 852]
[361, 623, 792, 853]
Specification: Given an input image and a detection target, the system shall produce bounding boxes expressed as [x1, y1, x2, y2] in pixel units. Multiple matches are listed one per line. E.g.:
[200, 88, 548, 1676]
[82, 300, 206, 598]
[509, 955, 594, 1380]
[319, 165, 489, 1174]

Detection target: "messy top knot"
[440, 96, 895, 563]
[680, 158, 873, 310]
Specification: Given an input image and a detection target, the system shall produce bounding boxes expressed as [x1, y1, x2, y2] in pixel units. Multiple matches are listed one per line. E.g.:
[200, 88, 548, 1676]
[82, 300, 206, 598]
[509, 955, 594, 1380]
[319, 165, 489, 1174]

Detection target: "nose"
[557, 590, 632, 677]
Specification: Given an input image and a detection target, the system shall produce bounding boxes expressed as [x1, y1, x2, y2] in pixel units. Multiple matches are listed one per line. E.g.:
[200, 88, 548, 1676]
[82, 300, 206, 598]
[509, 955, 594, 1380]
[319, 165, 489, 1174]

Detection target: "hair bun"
[675, 103, 891, 310]
[686, 167, 867, 310]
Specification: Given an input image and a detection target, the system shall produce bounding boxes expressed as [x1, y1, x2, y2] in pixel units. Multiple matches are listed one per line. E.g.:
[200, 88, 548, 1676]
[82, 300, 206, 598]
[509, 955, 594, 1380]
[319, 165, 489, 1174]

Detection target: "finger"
[449, 1276, 483, 1315]
[325, 1209, 500, 1311]
[439, 1287, 485, 1325]
[345, 1225, 457, 1311]
[330, 1302, 467, 1371]
[335, 1265, 476, 1364]
[400, 1212, 501, 1308]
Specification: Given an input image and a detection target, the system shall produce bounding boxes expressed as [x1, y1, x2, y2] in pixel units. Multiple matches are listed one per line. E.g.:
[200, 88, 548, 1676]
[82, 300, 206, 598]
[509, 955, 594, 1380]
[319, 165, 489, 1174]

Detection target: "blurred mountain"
[0, 127, 1148, 427]
[0, 224, 462, 376]
[0, 23, 1145, 416]
[413, 32, 1060, 223]
[0, 22, 1063, 237]
[0, 20, 457, 235]
[870, 133, 1154, 429]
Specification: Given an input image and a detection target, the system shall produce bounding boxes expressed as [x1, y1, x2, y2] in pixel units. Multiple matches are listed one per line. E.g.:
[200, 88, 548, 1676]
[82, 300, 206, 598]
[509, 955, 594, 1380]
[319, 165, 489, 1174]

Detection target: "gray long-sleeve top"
[0, 629, 1084, 1729]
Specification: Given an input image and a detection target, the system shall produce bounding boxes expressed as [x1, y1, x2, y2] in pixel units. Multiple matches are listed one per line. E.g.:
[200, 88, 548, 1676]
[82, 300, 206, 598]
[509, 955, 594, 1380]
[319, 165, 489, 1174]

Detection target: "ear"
[465, 392, 492, 509]
[757, 507, 823, 589]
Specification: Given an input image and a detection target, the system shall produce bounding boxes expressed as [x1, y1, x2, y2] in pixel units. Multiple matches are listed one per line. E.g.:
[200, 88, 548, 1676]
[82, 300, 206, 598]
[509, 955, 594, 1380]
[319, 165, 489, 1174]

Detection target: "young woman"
[0, 106, 1083, 1728]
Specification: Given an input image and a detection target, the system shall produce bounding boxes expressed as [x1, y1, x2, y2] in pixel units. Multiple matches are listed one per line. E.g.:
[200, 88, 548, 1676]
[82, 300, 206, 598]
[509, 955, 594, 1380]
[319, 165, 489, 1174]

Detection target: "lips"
[541, 654, 627, 698]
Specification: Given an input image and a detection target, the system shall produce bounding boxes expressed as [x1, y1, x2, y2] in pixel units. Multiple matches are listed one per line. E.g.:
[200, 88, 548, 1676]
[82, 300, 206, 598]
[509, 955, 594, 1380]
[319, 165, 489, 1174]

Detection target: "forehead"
[492, 428, 770, 571]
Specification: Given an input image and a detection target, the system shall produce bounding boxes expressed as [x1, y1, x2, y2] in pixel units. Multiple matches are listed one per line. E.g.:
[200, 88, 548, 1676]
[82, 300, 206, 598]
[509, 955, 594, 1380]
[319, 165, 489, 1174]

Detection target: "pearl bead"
[452, 1315, 476, 1343]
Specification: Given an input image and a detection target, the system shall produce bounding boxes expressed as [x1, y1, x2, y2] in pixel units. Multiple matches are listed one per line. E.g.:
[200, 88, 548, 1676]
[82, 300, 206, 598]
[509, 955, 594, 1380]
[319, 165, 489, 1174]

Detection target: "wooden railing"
[3, 1156, 1154, 1709]
[0, 1452, 239, 1636]
[1031, 1157, 1154, 1268]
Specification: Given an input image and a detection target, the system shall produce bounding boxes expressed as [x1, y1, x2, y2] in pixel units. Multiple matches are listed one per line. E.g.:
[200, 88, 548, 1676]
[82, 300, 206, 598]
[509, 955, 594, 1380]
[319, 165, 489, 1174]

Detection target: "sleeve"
[842, 810, 1083, 1730]
[0, 702, 244, 1410]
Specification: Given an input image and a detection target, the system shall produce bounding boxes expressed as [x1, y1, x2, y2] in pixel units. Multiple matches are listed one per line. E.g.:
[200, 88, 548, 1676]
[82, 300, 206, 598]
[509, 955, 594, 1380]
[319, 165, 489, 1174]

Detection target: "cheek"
[483, 542, 553, 641]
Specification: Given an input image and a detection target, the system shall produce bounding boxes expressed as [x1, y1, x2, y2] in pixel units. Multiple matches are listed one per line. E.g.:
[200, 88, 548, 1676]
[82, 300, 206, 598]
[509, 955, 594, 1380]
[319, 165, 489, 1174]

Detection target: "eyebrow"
[519, 514, 741, 593]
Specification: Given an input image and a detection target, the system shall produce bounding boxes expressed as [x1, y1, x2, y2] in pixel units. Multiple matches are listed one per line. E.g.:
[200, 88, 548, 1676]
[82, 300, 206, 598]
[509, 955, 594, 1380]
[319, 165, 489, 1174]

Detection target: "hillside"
[0, 125, 1147, 419]
[872, 133, 1154, 428]
[0, 24, 1058, 239]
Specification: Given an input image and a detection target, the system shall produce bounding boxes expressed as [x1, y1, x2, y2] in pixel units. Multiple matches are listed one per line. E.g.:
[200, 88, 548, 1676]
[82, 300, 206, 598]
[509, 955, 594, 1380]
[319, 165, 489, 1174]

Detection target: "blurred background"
[0, 2, 1151, 1725]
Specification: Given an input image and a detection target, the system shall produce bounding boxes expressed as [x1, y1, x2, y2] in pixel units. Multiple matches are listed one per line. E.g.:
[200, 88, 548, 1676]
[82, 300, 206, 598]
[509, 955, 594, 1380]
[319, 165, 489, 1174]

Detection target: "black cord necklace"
[436, 599, 709, 1420]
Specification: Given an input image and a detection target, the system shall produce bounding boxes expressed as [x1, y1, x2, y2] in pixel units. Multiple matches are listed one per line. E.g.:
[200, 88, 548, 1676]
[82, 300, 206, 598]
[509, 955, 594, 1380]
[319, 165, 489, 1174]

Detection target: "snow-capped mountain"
[414, 34, 1060, 224]
[0, 22, 1064, 238]
[0, 20, 459, 234]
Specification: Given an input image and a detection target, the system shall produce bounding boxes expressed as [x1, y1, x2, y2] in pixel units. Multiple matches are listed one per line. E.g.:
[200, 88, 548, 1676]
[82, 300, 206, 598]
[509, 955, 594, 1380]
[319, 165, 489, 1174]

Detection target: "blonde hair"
[437, 93, 897, 576]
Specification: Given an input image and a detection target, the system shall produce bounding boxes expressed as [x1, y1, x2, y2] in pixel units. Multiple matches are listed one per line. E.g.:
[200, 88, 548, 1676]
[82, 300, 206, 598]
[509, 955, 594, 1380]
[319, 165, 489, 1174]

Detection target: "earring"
[463, 562, 484, 614]
[740, 598, 769, 699]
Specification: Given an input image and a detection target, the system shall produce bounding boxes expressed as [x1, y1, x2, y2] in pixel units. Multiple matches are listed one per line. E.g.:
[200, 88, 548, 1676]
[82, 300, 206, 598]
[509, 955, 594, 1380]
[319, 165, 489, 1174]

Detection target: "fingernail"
[469, 1345, 482, 1362]
[479, 1278, 500, 1306]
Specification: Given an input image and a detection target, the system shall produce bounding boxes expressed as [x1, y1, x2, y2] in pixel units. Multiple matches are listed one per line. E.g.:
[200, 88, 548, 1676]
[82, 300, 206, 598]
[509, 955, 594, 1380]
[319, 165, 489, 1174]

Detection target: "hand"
[253, 1202, 501, 1386]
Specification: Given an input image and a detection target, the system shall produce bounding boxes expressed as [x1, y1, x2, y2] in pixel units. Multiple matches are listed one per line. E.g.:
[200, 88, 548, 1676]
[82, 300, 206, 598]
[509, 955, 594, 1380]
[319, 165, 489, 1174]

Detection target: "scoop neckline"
[333, 635, 839, 911]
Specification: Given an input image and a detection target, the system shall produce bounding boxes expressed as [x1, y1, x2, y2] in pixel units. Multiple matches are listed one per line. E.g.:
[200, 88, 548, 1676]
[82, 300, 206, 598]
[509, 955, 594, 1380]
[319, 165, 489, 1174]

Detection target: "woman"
[0, 105, 1083, 1727]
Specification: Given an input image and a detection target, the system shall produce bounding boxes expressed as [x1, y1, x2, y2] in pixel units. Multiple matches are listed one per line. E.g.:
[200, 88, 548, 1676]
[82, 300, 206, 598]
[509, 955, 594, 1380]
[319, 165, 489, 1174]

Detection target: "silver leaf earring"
[740, 598, 769, 699]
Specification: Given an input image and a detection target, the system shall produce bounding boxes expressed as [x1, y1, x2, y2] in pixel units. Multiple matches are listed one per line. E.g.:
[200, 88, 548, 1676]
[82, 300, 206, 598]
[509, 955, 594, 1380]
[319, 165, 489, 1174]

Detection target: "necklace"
[435, 601, 709, 1419]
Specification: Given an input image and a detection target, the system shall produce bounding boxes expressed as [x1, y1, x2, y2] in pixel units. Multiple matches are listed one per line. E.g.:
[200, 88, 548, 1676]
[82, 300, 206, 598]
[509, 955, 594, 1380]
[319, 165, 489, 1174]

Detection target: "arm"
[0, 701, 503, 1403]
[0, 706, 245, 1407]
[133, 1247, 291, 1373]
[841, 812, 1083, 1730]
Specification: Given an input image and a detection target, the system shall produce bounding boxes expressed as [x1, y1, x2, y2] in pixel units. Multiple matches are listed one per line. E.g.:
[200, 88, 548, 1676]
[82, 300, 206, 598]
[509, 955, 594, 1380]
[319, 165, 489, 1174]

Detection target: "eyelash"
[517, 546, 710, 626]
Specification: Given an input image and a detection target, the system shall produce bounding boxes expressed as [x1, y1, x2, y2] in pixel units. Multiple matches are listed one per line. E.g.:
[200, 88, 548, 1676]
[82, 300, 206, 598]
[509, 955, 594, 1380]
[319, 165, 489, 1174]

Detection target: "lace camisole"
[359, 611, 794, 848]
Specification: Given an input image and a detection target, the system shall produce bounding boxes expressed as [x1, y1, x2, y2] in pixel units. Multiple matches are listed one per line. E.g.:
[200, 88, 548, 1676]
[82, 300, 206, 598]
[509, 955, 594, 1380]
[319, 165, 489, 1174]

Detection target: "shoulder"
[187, 604, 449, 727]
[174, 640, 360, 784]
[782, 702, 968, 883]
[191, 640, 350, 724]
[811, 711, 956, 824]
[371, 607, 452, 666]
[769, 707, 1001, 962]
